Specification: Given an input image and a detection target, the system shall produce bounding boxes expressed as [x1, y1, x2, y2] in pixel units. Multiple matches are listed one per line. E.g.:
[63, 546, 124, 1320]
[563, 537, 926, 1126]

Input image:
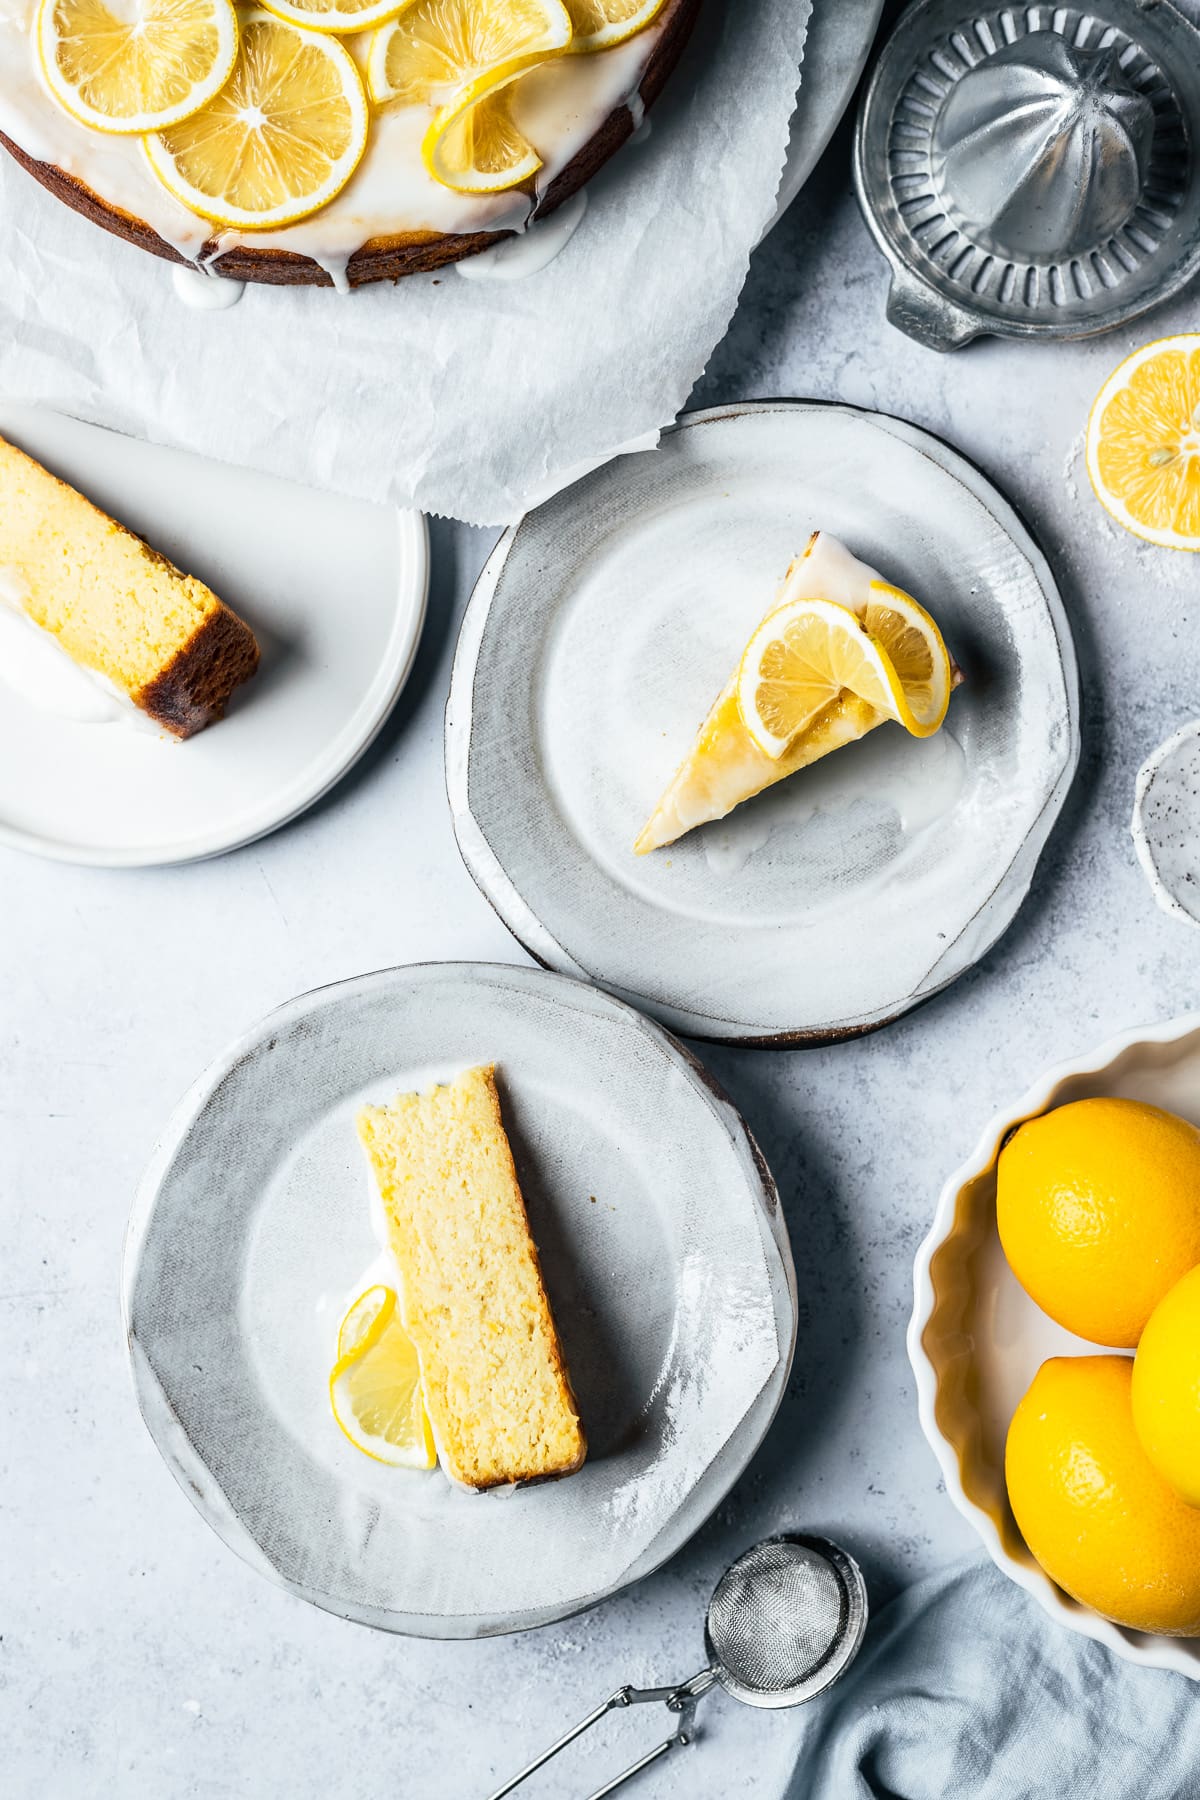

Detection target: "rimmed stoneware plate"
[447, 400, 1079, 1046]
[910, 1014, 1200, 1678]
[1132, 721, 1200, 928]
[0, 404, 427, 867]
[124, 962, 796, 1639]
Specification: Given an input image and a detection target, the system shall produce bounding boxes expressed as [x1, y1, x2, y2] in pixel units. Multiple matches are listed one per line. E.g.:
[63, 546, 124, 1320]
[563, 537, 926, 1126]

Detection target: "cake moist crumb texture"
[357, 1064, 586, 1491]
[0, 432, 259, 737]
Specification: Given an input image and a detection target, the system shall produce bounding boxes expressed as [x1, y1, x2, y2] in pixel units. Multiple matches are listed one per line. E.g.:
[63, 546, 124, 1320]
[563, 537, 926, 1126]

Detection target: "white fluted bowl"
[909, 1014, 1200, 1677]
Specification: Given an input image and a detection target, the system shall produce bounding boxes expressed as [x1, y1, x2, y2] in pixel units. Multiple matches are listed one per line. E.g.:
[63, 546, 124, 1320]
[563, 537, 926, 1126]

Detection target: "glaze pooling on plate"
[447, 401, 1080, 1045]
[123, 963, 796, 1638]
[0, 1, 663, 272]
[1132, 721, 1200, 927]
[910, 1013, 1200, 1681]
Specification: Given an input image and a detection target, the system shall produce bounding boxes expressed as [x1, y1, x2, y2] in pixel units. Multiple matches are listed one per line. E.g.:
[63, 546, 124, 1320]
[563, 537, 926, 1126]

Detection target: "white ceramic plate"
[909, 1014, 1200, 1679]
[124, 962, 796, 1639]
[0, 404, 427, 866]
[447, 401, 1079, 1045]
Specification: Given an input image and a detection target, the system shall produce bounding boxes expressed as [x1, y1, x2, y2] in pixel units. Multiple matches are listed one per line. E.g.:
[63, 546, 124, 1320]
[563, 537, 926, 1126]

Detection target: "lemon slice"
[423, 80, 542, 194]
[330, 1284, 436, 1469]
[564, 0, 665, 53]
[36, 0, 238, 135]
[366, 0, 571, 107]
[861, 582, 953, 736]
[1086, 334, 1200, 552]
[144, 9, 368, 230]
[259, 0, 410, 35]
[736, 597, 913, 759]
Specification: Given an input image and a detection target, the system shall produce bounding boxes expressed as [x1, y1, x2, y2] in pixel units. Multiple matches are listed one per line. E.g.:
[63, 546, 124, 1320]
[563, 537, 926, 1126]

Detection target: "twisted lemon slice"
[36, 0, 239, 134]
[330, 1284, 436, 1469]
[145, 10, 368, 229]
[635, 532, 956, 856]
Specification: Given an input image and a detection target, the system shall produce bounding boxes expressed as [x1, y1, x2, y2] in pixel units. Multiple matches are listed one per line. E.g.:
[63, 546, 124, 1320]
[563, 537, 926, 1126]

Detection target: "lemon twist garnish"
[330, 1284, 436, 1469]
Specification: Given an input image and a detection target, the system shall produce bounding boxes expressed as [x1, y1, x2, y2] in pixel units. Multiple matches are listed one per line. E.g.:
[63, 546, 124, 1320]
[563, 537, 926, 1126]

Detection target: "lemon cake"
[0, 432, 259, 736]
[0, 0, 698, 289]
[357, 1064, 586, 1490]
[636, 532, 958, 853]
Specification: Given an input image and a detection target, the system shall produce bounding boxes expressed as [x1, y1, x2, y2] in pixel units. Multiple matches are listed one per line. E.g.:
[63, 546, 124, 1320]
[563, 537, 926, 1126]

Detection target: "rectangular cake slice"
[356, 1065, 586, 1491]
[0, 432, 259, 738]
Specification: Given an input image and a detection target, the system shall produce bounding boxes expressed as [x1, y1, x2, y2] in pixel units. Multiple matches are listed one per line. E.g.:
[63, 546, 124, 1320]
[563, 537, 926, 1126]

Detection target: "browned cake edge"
[0, 0, 700, 289]
[137, 600, 260, 738]
[465, 1067, 587, 1490]
[0, 430, 260, 739]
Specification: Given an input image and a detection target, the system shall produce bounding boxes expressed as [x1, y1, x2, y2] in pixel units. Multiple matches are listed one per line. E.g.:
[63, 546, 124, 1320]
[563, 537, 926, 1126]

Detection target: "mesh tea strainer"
[488, 1534, 868, 1800]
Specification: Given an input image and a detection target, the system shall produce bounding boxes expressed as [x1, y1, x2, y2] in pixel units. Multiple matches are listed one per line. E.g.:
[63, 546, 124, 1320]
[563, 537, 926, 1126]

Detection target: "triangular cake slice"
[635, 533, 894, 855]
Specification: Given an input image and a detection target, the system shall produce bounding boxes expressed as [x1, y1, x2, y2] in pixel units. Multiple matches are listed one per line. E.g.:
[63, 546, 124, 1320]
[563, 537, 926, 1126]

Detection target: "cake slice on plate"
[635, 531, 958, 854]
[357, 1064, 586, 1491]
[0, 433, 259, 738]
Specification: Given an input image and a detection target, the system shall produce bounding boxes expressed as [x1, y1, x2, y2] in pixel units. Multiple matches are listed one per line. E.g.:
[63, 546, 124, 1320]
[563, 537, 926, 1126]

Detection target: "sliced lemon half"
[366, 0, 571, 108]
[36, 0, 239, 135]
[258, 0, 411, 35]
[564, 0, 665, 53]
[1086, 333, 1200, 552]
[330, 1284, 436, 1470]
[860, 581, 953, 736]
[144, 9, 368, 230]
[736, 597, 915, 760]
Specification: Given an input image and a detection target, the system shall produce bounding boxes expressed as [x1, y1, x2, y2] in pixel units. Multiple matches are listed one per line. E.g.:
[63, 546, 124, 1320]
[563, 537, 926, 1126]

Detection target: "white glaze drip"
[455, 188, 587, 282]
[172, 265, 245, 309]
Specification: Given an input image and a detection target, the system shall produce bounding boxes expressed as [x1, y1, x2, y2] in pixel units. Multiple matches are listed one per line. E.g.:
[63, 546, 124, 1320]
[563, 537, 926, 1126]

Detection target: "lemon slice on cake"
[366, 0, 572, 106]
[330, 1284, 436, 1469]
[259, 0, 412, 36]
[36, 0, 239, 135]
[564, 0, 666, 53]
[635, 532, 958, 856]
[145, 9, 368, 230]
[1086, 334, 1200, 552]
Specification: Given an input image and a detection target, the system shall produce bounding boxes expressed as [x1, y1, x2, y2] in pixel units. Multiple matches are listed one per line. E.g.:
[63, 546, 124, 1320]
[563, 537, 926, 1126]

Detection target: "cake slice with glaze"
[357, 1064, 586, 1490]
[0, 432, 259, 737]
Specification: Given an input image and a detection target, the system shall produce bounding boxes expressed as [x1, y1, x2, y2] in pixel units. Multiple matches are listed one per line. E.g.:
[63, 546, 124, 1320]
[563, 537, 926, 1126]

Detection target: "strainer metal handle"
[486, 1668, 717, 1800]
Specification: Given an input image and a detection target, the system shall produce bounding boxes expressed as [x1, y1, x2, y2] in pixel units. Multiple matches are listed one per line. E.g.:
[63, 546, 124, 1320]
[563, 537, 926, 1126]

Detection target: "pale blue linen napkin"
[786, 1557, 1200, 1799]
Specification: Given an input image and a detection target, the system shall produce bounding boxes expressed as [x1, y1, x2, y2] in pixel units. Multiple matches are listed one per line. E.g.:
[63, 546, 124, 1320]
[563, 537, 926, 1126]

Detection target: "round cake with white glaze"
[0, 0, 698, 288]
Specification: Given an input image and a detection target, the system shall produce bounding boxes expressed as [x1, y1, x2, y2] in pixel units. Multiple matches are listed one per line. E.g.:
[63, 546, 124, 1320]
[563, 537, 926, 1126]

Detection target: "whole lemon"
[1006, 1355, 1200, 1634]
[997, 1096, 1200, 1346]
[1133, 1264, 1200, 1508]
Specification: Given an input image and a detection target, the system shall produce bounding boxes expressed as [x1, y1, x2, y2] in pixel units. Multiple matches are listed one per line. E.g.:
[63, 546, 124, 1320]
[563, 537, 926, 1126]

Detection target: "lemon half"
[1086, 333, 1200, 552]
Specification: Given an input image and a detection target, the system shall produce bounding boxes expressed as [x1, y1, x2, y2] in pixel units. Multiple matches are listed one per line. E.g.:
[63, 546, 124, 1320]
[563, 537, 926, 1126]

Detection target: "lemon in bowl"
[1132, 1264, 1200, 1509]
[1006, 1354, 1200, 1636]
[996, 1095, 1200, 1348]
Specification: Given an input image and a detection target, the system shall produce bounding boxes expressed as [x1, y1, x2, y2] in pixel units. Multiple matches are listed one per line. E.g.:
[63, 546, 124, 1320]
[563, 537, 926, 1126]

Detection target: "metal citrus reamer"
[488, 1534, 869, 1800]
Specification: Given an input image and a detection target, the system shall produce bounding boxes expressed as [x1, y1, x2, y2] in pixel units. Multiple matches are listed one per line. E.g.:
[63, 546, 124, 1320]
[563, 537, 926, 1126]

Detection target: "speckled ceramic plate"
[447, 400, 1079, 1045]
[0, 404, 427, 867]
[910, 1013, 1200, 1679]
[124, 962, 795, 1639]
[1132, 721, 1200, 928]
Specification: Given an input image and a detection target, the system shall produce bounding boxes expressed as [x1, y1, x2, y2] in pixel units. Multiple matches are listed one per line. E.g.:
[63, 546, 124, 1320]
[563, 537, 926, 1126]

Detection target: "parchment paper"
[0, 1, 811, 525]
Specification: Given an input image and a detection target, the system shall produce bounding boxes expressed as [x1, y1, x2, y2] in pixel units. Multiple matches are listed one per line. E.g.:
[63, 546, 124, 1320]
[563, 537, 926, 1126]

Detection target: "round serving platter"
[123, 962, 796, 1639]
[0, 405, 427, 866]
[447, 399, 1080, 1046]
